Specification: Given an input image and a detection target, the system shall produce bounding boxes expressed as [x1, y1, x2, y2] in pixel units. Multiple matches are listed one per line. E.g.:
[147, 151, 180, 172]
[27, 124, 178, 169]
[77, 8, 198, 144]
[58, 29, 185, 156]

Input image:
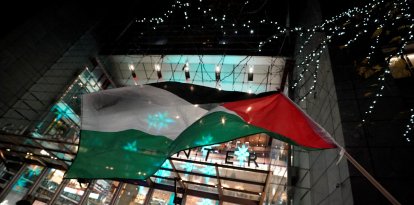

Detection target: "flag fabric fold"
[65, 82, 336, 180]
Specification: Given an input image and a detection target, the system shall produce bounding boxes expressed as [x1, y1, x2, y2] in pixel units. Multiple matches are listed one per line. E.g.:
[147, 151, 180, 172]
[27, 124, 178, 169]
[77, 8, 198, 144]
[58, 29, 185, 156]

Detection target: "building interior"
[0, 0, 413, 204]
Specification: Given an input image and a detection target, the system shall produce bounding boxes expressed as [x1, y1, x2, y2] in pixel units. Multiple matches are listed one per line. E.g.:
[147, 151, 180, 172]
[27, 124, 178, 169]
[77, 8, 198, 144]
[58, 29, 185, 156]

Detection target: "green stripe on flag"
[67, 112, 311, 180]
[65, 129, 173, 179]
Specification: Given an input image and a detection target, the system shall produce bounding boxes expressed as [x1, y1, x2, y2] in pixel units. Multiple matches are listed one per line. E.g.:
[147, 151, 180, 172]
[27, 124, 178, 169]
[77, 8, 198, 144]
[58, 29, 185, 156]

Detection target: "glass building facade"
[0, 59, 290, 204]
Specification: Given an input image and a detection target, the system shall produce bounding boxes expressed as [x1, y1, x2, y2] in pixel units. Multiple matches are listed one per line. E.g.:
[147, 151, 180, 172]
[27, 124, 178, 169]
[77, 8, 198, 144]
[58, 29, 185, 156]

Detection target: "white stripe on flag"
[81, 85, 207, 140]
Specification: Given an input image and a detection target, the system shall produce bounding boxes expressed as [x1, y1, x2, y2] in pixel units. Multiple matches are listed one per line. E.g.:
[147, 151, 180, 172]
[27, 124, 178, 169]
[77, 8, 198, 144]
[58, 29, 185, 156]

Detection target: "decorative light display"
[128, 0, 414, 142]
[195, 134, 213, 146]
[200, 165, 216, 183]
[292, 40, 328, 102]
[123, 140, 138, 152]
[290, 0, 413, 134]
[234, 144, 250, 166]
[403, 108, 414, 142]
[200, 165, 216, 176]
[147, 112, 175, 131]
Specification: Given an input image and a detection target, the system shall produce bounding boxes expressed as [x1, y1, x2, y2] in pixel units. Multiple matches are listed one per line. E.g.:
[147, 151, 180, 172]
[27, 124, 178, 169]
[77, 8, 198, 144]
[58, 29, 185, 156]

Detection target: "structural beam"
[215, 163, 224, 205]
[259, 170, 272, 204]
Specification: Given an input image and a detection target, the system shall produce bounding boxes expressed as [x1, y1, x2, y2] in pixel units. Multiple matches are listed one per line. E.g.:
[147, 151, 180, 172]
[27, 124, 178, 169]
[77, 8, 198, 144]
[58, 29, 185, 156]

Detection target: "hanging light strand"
[403, 108, 414, 143]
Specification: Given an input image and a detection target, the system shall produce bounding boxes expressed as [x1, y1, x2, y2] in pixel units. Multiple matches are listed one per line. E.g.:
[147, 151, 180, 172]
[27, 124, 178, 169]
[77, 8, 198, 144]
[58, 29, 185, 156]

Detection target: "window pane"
[85, 180, 118, 205]
[0, 162, 22, 194]
[1, 165, 44, 205]
[54, 179, 88, 205]
[32, 169, 65, 203]
[115, 184, 149, 205]
[149, 189, 175, 205]
[185, 195, 218, 205]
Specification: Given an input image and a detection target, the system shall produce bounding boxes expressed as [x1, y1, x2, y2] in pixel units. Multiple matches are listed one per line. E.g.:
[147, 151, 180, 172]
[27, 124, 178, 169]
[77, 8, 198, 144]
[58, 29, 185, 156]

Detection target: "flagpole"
[341, 149, 401, 205]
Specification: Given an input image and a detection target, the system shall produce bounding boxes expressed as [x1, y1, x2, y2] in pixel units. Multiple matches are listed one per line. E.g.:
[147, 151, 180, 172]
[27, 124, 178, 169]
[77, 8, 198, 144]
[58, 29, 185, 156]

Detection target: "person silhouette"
[15, 199, 31, 205]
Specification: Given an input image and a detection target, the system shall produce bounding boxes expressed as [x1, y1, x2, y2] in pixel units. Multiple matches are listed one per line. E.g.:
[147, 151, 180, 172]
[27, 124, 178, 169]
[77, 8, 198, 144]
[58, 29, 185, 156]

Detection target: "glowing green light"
[201, 165, 215, 176]
[123, 140, 138, 152]
[147, 112, 175, 131]
[52, 102, 80, 124]
[27, 166, 42, 178]
[196, 134, 213, 146]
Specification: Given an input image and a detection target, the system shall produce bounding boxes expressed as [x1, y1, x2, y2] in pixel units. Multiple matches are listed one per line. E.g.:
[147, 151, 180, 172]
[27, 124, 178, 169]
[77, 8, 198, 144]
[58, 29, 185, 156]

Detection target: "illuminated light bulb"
[215, 65, 221, 73]
[215, 65, 221, 82]
[248, 65, 254, 81]
[184, 62, 190, 80]
[129, 64, 135, 71]
[155, 64, 161, 71]
[155, 64, 162, 79]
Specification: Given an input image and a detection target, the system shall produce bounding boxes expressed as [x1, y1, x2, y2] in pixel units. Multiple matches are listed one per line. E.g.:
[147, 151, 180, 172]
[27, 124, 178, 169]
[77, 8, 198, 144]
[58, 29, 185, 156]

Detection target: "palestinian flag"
[65, 82, 337, 180]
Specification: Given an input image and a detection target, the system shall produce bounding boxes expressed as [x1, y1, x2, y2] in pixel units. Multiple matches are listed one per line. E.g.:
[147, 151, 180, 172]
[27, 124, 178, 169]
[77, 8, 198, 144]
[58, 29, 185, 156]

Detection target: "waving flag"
[65, 82, 336, 180]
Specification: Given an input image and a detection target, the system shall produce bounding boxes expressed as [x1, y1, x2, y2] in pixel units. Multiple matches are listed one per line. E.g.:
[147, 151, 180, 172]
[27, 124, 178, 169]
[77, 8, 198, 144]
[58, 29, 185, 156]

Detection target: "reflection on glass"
[149, 190, 174, 205]
[1, 165, 44, 205]
[185, 195, 218, 205]
[223, 189, 260, 201]
[186, 183, 218, 195]
[222, 202, 239, 205]
[116, 184, 149, 205]
[85, 180, 117, 205]
[32, 169, 65, 203]
[0, 162, 21, 195]
[54, 179, 88, 205]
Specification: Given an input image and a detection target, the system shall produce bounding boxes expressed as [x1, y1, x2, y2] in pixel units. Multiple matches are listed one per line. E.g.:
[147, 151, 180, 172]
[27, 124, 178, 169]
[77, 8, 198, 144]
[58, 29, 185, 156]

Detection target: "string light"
[130, 0, 412, 104]
[296, 42, 327, 102]
[403, 109, 414, 142]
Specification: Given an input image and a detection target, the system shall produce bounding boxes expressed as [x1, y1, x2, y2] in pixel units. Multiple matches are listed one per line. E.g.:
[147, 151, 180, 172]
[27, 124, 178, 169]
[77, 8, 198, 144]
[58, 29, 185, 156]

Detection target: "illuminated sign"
[177, 144, 259, 168]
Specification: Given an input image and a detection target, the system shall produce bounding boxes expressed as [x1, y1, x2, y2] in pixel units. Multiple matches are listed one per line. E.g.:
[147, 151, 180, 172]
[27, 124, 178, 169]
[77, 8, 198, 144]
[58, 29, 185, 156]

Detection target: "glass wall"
[54, 179, 88, 205]
[32, 168, 65, 203]
[115, 184, 149, 205]
[0, 162, 22, 195]
[149, 190, 175, 205]
[1, 165, 44, 205]
[185, 195, 218, 205]
[84, 180, 118, 205]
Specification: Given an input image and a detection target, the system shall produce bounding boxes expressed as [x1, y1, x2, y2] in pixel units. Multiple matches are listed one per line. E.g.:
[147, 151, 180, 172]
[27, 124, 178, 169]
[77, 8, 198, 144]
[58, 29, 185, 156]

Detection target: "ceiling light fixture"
[248, 65, 254, 81]
[215, 65, 221, 82]
[155, 64, 162, 79]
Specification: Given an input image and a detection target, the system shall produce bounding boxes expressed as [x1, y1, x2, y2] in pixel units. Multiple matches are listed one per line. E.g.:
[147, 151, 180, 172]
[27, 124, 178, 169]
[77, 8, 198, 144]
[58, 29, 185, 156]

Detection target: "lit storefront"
[0, 56, 290, 204]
